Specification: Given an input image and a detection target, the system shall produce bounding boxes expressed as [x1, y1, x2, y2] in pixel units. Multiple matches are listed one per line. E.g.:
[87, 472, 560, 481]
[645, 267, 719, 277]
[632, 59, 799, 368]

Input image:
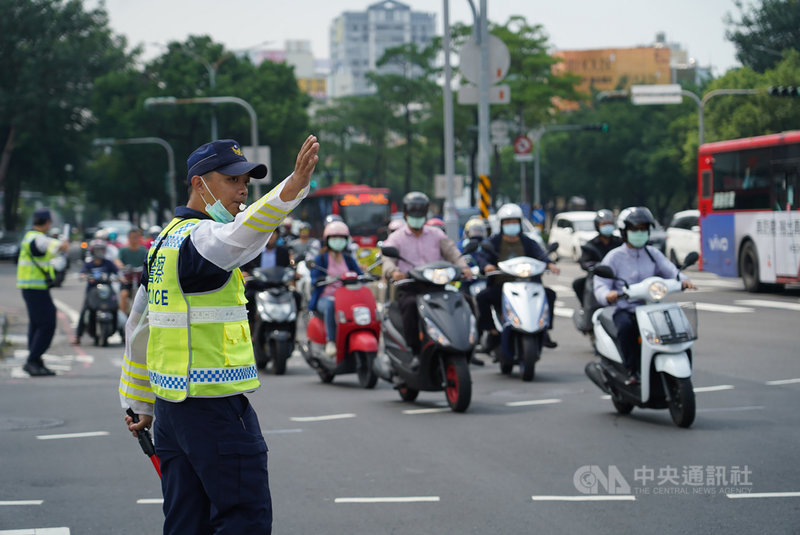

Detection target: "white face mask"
[200, 177, 234, 224]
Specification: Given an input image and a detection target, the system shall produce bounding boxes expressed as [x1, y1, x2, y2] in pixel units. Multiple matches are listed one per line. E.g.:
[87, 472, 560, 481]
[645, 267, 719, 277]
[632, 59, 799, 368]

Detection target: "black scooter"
[379, 246, 477, 412]
[246, 266, 298, 374]
[84, 273, 119, 346]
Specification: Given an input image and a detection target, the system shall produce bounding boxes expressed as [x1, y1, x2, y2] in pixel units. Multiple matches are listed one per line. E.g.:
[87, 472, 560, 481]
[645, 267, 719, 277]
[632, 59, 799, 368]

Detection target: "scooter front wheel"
[519, 334, 541, 382]
[398, 386, 419, 402]
[666, 376, 695, 428]
[444, 356, 471, 412]
[355, 351, 378, 389]
[612, 396, 634, 415]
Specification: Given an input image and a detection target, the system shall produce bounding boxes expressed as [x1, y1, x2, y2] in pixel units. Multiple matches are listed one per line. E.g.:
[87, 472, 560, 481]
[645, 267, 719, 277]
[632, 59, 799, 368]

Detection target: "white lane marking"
[693, 303, 754, 314]
[601, 395, 611, 400]
[0, 529, 70, 535]
[694, 385, 735, 393]
[289, 413, 355, 422]
[554, 307, 574, 318]
[532, 495, 636, 502]
[335, 496, 440, 504]
[736, 299, 800, 312]
[506, 399, 562, 407]
[36, 431, 109, 440]
[550, 285, 572, 294]
[727, 492, 800, 499]
[137, 499, 164, 504]
[766, 378, 800, 386]
[402, 408, 451, 415]
[262, 428, 303, 434]
[0, 500, 44, 506]
[697, 406, 764, 413]
[53, 298, 80, 325]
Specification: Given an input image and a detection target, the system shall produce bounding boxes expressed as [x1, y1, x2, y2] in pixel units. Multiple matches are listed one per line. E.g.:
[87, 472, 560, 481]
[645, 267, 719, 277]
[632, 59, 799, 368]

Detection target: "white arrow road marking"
[290, 413, 355, 422]
[335, 496, 440, 503]
[531, 495, 636, 501]
[36, 431, 109, 440]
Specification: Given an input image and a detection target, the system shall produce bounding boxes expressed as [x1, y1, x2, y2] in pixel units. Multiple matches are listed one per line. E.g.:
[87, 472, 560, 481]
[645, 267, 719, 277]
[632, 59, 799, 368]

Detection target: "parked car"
[665, 209, 700, 266]
[0, 230, 22, 262]
[617, 206, 667, 253]
[547, 211, 597, 261]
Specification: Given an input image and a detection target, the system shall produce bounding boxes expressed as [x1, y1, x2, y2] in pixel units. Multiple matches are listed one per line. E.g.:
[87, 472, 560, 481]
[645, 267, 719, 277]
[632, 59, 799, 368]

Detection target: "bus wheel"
[740, 241, 763, 293]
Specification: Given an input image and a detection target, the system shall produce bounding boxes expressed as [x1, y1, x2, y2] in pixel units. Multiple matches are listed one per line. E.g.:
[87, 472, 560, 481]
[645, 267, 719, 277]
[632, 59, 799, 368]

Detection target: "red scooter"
[301, 266, 381, 388]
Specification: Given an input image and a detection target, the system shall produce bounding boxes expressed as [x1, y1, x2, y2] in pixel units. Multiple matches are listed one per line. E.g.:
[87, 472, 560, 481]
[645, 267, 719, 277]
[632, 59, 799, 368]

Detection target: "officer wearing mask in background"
[382, 192, 471, 359]
[594, 207, 695, 385]
[17, 208, 69, 376]
[120, 136, 319, 534]
[474, 203, 560, 350]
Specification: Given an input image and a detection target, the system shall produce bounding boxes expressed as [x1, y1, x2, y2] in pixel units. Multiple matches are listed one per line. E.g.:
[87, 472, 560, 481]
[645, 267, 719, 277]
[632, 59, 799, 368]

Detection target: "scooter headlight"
[97, 286, 111, 299]
[261, 301, 294, 322]
[353, 306, 371, 325]
[422, 267, 456, 285]
[423, 317, 450, 346]
[512, 262, 535, 278]
[648, 281, 668, 301]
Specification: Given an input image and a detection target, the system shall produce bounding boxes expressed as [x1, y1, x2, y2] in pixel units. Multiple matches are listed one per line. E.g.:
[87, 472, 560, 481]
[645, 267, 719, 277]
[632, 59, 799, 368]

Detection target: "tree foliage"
[0, 0, 129, 229]
[725, 0, 800, 73]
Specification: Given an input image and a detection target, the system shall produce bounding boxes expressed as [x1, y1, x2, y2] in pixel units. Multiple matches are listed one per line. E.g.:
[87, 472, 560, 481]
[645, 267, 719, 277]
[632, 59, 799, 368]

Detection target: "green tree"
[726, 0, 800, 73]
[0, 0, 129, 229]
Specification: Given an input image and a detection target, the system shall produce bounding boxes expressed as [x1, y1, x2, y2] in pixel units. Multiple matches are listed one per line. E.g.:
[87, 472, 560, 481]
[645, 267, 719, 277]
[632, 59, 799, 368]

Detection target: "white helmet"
[497, 203, 523, 223]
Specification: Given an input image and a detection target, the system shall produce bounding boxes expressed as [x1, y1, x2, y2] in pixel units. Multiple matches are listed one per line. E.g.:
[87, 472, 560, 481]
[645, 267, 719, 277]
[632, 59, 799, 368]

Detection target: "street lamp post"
[92, 136, 176, 217]
[144, 96, 262, 197]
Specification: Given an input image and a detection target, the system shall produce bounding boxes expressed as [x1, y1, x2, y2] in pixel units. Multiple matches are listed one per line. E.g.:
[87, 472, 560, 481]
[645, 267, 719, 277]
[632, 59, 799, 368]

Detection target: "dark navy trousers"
[613, 309, 640, 374]
[154, 394, 272, 534]
[21, 289, 57, 365]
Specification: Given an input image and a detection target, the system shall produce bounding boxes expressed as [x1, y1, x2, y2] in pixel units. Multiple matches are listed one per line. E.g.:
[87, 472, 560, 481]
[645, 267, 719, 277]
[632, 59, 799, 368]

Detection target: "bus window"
[712, 148, 772, 210]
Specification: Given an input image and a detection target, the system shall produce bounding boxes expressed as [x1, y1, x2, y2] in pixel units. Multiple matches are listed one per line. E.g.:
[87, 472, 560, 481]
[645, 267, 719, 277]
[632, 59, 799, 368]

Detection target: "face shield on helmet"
[620, 207, 655, 247]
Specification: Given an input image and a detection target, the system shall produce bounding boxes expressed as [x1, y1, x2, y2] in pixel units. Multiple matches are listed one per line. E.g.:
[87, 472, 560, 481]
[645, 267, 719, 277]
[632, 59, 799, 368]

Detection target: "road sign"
[459, 35, 511, 85]
[434, 174, 464, 199]
[513, 135, 533, 155]
[457, 83, 510, 105]
[630, 84, 683, 105]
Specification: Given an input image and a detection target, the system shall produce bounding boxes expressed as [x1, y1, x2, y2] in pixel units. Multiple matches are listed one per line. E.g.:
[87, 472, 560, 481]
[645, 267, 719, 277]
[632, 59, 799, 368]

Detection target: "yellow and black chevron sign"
[478, 174, 491, 219]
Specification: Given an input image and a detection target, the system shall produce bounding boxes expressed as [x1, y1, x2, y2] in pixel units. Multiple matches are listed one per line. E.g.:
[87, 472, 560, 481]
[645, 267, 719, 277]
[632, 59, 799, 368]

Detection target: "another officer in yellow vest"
[17, 208, 69, 376]
[120, 136, 319, 534]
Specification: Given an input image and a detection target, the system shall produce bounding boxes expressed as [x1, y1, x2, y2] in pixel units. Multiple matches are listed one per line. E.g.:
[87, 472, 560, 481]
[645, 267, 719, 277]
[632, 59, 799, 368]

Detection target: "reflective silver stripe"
[149, 306, 248, 328]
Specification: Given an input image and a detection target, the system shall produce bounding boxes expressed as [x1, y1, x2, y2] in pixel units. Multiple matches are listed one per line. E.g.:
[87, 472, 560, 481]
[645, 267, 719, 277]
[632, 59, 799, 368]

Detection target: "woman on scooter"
[308, 221, 362, 357]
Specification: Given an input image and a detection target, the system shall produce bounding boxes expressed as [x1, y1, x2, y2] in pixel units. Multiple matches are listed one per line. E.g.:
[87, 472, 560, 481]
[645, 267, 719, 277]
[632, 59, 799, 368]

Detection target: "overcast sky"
[93, 0, 742, 75]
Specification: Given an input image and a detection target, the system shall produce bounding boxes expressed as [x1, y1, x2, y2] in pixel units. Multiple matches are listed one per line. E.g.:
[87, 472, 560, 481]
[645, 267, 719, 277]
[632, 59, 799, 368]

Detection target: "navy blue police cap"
[186, 139, 267, 183]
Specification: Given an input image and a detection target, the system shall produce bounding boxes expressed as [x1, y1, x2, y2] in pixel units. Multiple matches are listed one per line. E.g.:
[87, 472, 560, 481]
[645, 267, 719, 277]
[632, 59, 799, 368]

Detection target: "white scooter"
[585, 252, 699, 428]
[485, 242, 558, 381]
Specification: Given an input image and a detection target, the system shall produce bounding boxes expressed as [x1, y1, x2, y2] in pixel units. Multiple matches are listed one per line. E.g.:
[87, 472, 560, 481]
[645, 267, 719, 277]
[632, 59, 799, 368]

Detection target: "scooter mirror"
[592, 265, 616, 279]
[381, 246, 400, 259]
[462, 240, 479, 255]
[305, 259, 316, 270]
[546, 242, 559, 254]
[681, 252, 699, 269]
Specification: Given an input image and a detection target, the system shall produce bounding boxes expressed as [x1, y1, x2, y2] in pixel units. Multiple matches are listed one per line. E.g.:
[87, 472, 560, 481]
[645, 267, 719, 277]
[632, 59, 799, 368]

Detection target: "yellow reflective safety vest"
[146, 218, 259, 401]
[17, 230, 56, 289]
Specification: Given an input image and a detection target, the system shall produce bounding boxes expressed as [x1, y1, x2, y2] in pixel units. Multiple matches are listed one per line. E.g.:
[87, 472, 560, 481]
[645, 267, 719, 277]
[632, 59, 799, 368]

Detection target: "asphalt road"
[1, 261, 798, 534]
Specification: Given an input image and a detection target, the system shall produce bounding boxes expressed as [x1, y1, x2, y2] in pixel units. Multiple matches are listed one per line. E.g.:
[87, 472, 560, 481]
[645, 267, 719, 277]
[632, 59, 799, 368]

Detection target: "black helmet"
[619, 207, 655, 241]
[594, 209, 615, 232]
[402, 192, 429, 218]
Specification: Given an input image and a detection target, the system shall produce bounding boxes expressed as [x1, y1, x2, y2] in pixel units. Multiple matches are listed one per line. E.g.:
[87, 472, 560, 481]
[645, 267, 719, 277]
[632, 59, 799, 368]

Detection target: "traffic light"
[767, 86, 799, 97]
[583, 123, 610, 132]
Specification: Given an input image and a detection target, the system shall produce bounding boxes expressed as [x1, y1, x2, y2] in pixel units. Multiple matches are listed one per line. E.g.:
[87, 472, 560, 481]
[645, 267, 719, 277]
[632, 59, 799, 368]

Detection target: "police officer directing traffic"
[120, 135, 319, 534]
[17, 208, 69, 376]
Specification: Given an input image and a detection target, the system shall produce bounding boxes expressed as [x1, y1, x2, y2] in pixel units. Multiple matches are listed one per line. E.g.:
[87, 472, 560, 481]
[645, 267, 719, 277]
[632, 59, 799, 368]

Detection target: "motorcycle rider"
[308, 221, 363, 357]
[288, 222, 320, 263]
[593, 207, 696, 385]
[474, 203, 560, 349]
[572, 209, 623, 304]
[382, 192, 472, 361]
[72, 240, 119, 345]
